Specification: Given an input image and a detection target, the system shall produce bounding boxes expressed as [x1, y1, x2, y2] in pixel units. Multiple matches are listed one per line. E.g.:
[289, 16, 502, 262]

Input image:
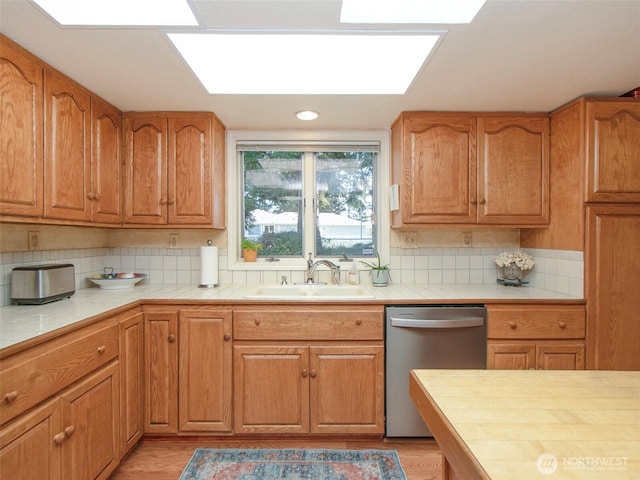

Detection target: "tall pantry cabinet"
[522, 97, 640, 370]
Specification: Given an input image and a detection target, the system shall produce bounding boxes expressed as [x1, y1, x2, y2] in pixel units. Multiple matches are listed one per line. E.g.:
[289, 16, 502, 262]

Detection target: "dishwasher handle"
[390, 317, 484, 329]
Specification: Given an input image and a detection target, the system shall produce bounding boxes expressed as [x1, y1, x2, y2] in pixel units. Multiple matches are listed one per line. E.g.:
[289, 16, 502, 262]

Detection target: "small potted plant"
[241, 238, 262, 262]
[359, 252, 391, 286]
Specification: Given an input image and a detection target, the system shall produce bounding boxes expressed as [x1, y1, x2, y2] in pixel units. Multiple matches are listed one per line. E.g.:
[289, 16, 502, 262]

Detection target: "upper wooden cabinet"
[586, 100, 640, 203]
[0, 36, 44, 218]
[124, 112, 225, 228]
[391, 112, 549, 227]
[44, 69, 92, 222]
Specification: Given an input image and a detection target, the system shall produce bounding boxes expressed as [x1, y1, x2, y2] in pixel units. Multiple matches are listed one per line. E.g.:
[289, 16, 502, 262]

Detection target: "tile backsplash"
[0, 247, 583, 306]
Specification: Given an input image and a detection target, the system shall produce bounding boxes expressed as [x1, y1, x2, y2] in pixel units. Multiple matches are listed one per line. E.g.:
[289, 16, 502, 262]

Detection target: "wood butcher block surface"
[410, 369, 640, 479]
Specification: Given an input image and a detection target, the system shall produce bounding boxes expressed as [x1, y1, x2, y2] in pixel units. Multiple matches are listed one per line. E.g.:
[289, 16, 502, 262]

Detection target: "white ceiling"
[1, 0, 639, 130]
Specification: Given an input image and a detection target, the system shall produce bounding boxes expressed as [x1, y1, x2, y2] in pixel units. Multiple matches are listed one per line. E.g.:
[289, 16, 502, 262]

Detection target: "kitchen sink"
[244, 284, 375, 300]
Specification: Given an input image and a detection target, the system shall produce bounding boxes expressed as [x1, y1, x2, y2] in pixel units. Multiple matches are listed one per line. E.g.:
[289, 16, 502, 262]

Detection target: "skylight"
[31, 0, 199, 26]
[340, 0, 487, 24]
[167, 32, 441, 95]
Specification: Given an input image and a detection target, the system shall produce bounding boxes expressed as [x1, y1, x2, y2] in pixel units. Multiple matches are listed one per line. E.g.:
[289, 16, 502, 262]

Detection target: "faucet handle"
[281, 275, 288, 285]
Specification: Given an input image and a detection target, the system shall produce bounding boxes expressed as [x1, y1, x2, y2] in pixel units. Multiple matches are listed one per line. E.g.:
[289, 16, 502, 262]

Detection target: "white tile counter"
[0, 283, 582, 351]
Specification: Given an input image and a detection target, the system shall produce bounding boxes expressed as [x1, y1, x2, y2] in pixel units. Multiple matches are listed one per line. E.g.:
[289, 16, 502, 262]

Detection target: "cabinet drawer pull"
[559, 322, 567, 329]
[53, 432, 66, 445]
[223, 333, 231, 341]
[301, 369, 308, 378]
[168, 334, 176, 343]
[97, 345, 106, 354]
[87, 192, 95, 200]
[355, 319, 362, 325]
[4, 391, 18, 403]
[509, 321, 517, 329]
[254, 319, 261, 326]
[310, 369, 317, 378]
[479, 198, 486, 205]
[64, 425, 75, 437]
[167, 198, 174, 205]
[470, 199, 478, 205]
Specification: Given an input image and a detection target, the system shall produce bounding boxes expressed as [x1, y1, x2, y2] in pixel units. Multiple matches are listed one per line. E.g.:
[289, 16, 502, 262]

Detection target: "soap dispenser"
[348, 261, 359, 285]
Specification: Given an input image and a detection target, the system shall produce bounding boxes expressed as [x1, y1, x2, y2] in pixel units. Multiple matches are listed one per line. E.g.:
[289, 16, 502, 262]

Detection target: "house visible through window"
[240, 143, 377, 260]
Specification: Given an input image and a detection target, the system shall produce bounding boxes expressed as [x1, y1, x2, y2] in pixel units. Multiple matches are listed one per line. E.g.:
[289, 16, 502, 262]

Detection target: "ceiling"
[1, 0, 639, 130]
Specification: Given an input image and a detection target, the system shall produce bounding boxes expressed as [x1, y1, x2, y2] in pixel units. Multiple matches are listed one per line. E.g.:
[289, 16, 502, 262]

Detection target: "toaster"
[11, 264, 75, 305]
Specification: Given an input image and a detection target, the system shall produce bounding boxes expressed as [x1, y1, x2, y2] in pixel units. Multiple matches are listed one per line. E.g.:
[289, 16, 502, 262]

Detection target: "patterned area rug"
[179, 448, 407, 480]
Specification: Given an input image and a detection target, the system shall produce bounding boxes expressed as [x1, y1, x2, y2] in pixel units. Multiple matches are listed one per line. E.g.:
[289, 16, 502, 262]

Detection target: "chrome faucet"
[306, 253, 341, 284]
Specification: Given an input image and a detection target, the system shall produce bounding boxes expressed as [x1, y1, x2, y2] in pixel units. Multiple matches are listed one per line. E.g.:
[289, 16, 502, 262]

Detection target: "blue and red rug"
[179, 448, 407, 480]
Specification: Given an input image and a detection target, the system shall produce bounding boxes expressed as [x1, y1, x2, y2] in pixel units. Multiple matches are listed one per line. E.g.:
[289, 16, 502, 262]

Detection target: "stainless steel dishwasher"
[385, 304, 487, 437]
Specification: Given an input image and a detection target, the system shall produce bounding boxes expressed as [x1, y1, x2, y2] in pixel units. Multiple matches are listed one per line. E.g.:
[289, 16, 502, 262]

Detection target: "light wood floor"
[110, 437, 442, 480]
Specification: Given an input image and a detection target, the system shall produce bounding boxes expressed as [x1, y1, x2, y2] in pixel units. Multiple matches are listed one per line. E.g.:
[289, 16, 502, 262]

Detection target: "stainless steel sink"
[244, 284, 375, 299]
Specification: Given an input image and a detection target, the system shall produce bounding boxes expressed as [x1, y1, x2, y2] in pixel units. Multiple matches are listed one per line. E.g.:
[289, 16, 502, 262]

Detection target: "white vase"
[371, 269, 390, 286]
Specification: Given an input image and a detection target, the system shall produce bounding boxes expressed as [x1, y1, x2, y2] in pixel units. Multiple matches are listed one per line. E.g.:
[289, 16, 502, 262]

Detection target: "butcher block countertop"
[409, 369, 640, 480]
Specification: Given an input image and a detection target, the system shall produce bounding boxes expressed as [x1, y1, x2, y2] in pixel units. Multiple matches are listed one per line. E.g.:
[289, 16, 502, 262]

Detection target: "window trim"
[226, 129, 390, 271]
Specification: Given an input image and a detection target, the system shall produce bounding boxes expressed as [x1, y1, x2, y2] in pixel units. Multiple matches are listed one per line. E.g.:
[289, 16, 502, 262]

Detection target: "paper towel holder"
[199, 239, 220, 288]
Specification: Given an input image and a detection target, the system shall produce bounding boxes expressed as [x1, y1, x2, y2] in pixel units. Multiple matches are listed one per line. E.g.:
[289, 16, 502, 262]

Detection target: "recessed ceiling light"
[168, 32, 442, 95]
[296, 111, 319, 121]
[340, 0, 486, 24]
[31, 0, 199, 26]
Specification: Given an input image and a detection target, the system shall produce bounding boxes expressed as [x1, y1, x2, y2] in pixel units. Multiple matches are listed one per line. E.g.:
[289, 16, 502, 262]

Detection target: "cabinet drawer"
[234, 308, 383, 341]
[487, 306, 585, 339]
[0, 323, 118, 425]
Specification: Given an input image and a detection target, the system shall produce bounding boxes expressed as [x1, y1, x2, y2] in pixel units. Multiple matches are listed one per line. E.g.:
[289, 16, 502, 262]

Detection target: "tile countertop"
[0, 283, 582, 352]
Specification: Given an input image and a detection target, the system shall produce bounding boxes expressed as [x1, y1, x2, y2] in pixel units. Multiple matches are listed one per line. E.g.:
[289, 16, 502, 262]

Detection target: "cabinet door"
[309, 346, 384, 434]
[124, 115, 167, 224]
[91, 97, 122, 224]
[168, 115, 213, 225]
[0, 37, 43, 217]
[477, 116, 549, 225]
[394, 113, 477, 224]
[586, 101, 640, 202]
[586, 204, 640, 370]
[487, 341, 536, 369]
[144, 311, 178, 433]
[233, 346, 309, 434]
[179, 310, 232, 432]
[44, 69, 91, 221]
[536, 343, 585, 370]
[119, 312, 143, 457]
[60, 362, 119, 480]
[0, 399, 62, 480]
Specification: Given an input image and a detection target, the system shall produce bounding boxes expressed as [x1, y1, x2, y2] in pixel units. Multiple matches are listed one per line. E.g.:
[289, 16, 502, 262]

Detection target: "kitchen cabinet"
[118, 310, 143, 457]
[486, 304, 585, 370]
[124, 112, 225, 227]
[43, 68, 92, 222]
[233, 306, 384, 435]
[586, 204, 640, 370]
[178, 309, 233, 433]
[0, 318, 120, 480]
[90, 96, 123, 224]
[0, 35, 44, 218]
[391, 112, 549, 227]
[143, 307, 233, 434]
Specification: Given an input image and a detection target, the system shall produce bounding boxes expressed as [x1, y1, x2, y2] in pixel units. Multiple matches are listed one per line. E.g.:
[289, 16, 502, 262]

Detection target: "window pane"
[243, 151, 304, 257]
[315, 151, 375, 257]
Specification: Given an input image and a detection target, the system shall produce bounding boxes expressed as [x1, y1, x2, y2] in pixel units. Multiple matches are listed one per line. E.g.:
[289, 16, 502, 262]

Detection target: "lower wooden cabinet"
[119, 311, 143, 456]
[486, 304, 586, 370]
[143, 307, 233, 434]
[233, 306, 385, 435]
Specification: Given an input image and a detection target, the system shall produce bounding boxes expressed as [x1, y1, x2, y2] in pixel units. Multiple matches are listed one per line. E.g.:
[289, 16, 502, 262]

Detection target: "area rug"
[179, 448, 407, 480]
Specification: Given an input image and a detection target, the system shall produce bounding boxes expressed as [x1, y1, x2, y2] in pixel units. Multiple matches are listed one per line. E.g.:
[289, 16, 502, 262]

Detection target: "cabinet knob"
[301, 369, 308, 378]
[87, 192, 95, 200]
[470, 199, 478, 205]
[94, 193, 101, 201]
[223, 333, 231, 341]
[559, 322, 567, 329]
[310, 369, 317, 378]
[64, 425, 75, 438]
[479, 198, 486, 205]
[4, 391, 18, 403]
[167, 198, 174, 205]
[168, 334, 176, 343]
[254, 319, 261, 326]
[355, 319, 362, 325]
[97, 345, 106, 354]
[509, 321, 517, 329]
[53, 432, 66, 445]
[160, 198, 167, 205]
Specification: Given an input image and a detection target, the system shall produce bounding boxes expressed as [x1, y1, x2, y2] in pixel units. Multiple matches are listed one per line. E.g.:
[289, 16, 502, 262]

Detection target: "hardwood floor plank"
[110, 438, 442, 480]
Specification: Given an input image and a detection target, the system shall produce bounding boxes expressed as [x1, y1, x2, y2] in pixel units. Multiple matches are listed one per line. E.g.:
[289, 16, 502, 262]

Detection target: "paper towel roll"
[199, 245, 219, 287]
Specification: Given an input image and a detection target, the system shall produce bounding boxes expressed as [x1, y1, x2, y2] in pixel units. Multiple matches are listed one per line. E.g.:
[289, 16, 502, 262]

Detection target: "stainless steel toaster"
[11, 264, 75, 305]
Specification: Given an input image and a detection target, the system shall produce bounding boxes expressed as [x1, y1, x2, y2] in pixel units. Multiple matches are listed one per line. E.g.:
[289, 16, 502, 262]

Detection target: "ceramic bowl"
[87, 273, 147, 290]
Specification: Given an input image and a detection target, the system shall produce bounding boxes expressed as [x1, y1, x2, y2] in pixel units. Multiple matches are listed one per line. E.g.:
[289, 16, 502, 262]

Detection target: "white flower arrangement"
[495, 251, 535, 270]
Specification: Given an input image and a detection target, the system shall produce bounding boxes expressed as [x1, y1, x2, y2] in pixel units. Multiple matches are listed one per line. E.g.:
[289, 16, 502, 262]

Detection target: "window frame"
[226, 129, 390, 272]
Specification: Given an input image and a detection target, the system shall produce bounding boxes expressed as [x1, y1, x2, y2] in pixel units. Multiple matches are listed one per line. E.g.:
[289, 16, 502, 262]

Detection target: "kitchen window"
[227, 131, 390, 269]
